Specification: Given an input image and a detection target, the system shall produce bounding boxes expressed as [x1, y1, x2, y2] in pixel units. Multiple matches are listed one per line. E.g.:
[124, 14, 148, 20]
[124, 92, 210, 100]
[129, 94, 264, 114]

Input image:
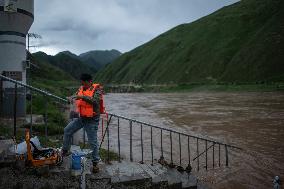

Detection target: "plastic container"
[71, 150, 87, 170]
[9, 136, 41, 154]
[72, 153, 83, 170]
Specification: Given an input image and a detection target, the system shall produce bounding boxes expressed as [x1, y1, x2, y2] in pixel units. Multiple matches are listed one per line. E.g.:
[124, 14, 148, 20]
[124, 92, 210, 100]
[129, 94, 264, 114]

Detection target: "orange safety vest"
[75, 83, 105, 117]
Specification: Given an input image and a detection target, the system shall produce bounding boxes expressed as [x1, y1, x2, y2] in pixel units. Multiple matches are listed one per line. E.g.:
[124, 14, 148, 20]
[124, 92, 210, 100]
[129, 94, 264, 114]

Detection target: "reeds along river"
[98, 92, 284, 189]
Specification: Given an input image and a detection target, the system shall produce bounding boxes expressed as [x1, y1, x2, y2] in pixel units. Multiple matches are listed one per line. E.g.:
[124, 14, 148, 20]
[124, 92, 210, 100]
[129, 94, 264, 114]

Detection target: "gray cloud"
[30, 0, 239, 55]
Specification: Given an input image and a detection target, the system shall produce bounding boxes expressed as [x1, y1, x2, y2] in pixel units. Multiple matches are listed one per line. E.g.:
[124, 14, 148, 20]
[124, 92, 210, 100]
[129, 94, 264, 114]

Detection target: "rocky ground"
[0, 164, 111, 189]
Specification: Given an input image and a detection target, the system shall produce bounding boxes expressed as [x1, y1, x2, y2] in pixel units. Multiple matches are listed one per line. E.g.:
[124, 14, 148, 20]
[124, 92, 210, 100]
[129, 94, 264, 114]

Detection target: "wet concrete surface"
[99, 92, 284, 189]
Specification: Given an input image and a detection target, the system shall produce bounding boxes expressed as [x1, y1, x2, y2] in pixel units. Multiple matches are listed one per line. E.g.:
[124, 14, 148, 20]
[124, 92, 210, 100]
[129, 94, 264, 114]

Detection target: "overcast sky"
[29, 0, 239, 55]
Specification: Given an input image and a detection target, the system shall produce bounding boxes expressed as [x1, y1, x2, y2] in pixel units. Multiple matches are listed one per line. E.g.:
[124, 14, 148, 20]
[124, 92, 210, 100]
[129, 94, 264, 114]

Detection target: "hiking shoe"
[62, 149, 71, 157]
[92, 162, 100, 173]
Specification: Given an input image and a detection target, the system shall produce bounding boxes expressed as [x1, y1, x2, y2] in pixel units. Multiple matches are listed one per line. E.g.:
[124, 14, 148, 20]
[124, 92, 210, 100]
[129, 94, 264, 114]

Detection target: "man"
[62, 73, 102, 173]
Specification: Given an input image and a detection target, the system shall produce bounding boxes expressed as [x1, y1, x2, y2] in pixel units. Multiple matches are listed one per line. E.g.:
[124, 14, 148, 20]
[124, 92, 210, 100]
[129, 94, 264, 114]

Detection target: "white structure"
[0, 0, 34, 117]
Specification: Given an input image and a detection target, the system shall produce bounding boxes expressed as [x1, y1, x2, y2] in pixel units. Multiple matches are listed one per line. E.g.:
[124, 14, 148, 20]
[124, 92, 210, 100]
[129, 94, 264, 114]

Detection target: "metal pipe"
[151, 126, 153, 165]
[188, 136, 190, 164]
[13, 83, 17, 137]
[197, 138, 199, 171]
[0, 74, 68, 103]
[30, 91, 33, 134]
[205, 140, 208, 170]
[117, 118, 121, 162]
[130, 120, 133, 162]
[193, 143, 214, 161]
[101, 117, 104, 138]
[213, 142, 215, 168]
[170, 131, 173, 164]
[0, 78, 3, 117]
[99, 115, 113, 150]
[219, 144, 221, 167]
[160, 129, 163, 158]
[107, 121, 110, 163]
[179, 133, 182, 166]
[225, 145, 228, 167]
[140, 124, 144, 163]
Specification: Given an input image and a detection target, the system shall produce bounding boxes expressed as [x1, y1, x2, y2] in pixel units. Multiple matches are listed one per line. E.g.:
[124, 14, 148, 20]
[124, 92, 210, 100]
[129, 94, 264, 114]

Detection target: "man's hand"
[67, 96, 72, 104]
[75, 95, 84, 100]
[67, 95, 78, 103]
[68, 95, 93, 104]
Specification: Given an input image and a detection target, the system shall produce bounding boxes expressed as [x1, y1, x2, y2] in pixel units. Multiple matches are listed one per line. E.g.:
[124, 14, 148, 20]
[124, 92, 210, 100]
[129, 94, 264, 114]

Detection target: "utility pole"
[26, 33, 41, 128]
[27, 33, 42, 51]
[26, 33, 42, 80]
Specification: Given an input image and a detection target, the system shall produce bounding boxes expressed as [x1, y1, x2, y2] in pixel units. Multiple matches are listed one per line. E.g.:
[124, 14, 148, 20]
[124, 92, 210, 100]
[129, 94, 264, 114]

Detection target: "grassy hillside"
[27, 52, 78, 96]
[79, 49, 121, 70]
[95, 0, 284, 85]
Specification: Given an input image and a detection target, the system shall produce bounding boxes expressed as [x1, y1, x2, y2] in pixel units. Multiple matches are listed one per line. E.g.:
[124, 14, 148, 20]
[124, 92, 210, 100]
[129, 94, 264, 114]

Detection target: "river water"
[97, 92, 284, 189]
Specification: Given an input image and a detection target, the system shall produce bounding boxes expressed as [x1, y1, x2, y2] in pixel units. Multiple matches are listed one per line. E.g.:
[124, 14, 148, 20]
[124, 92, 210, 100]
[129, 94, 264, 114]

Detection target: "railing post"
[179, 133, 182, 167]
[170, 131, 174, 167]
[177, 133, 184, 172]
[219, 144, 221, 167]
[213, 142, 215, 168]
[205, 140, 208, 170]
[158, 129, 165, 165]
[30, 91, 33, 134]
[160, 129, 163, 159]
[130, 120, 133, 162]
[13, 83, 18, 138]
[188, 136, 191, 164]
[44, 98, 48, 140]
[107, 121, 110, 163]
[117, 117, 121, 162]
[99, 115, 112, 150]
[140, 124, 144, 164]
[0, 78, 3, 117]
[197, 138, 199, 171]
[186, 136, 192, 173]
[225, 144, 228, 167]
[151, 126, 153, 165]
[101, 117, 104, 138]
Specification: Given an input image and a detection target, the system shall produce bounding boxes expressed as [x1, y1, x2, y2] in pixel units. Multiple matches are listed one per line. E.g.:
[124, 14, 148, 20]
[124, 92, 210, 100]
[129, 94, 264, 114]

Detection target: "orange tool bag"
[25, 129, 62, 167]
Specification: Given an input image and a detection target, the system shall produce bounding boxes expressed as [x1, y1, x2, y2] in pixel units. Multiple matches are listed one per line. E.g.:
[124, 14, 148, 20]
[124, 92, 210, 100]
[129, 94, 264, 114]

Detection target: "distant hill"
[27, 52, 77, 96]
[95, 0, 284, 84]
[60, 51, 79, 60]
[32, 51, 96, 79]
[79, 49, 121, 70]
[29, 52, 74, 81]
[28, 49, 121, 95]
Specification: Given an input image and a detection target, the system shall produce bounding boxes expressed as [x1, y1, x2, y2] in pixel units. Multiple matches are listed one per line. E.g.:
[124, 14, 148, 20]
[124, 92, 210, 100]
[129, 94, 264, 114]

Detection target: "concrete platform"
[49, 157, 203, 189]
[98, 161, 198, 189]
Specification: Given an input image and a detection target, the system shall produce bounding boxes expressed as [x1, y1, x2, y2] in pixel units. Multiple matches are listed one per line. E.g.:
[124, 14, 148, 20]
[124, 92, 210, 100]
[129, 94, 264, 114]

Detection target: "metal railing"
[0, 74, 241, 173]
[0, 74, 67, 139]
[99, 113, 241, 172]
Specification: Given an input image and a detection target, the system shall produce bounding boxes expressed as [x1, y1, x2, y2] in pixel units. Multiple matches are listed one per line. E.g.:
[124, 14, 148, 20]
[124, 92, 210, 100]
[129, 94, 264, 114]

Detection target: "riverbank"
[105, 83, 284, 93]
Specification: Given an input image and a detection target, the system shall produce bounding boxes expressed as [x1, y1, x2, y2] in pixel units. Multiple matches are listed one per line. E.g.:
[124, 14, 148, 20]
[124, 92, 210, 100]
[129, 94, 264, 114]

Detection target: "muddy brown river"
[93, 92, 284, 189]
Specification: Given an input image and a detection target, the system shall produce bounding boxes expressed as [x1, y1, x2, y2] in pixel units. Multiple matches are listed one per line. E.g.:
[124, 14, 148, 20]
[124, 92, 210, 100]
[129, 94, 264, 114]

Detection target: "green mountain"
[32, 51, 96, 79]
[27, 52, 77, 96]
[28, 52, 74, 81]
[60, 51, 79, 60]
[79, 49, 121, 70]
[95, 0, 284, 85]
